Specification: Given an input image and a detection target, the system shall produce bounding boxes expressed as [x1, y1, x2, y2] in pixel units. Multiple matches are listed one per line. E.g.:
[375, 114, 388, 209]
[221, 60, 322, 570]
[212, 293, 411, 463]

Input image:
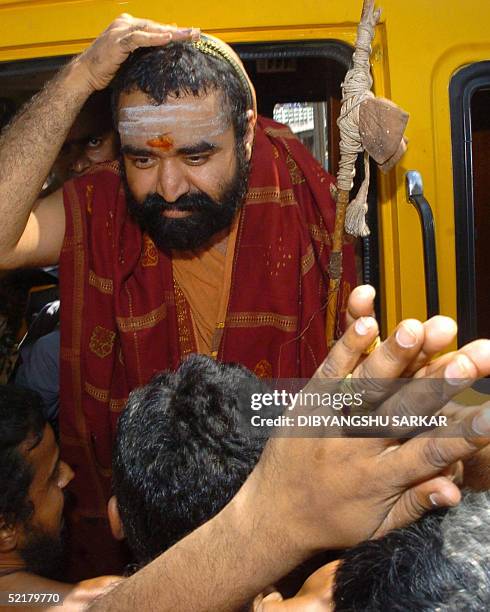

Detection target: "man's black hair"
[0, 385, 45, 528]
[112, 354, 273, 566]
[334, 491, 490, 611]
[111, 43, 249, 142]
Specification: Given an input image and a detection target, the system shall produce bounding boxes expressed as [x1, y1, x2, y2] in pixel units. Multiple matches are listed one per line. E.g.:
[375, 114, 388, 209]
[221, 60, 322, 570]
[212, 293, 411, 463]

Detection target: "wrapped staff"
[326, 0, 409, 347]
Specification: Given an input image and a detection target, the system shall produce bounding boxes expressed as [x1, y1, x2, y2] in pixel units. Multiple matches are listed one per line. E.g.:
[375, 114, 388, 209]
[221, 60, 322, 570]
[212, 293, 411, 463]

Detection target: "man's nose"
[70, 154, 92, 176]
[157, 161, 190, 203]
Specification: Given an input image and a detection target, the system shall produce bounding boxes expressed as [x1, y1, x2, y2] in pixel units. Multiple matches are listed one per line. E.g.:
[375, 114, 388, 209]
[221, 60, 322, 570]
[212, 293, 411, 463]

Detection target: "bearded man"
[0, 16, 355, 575]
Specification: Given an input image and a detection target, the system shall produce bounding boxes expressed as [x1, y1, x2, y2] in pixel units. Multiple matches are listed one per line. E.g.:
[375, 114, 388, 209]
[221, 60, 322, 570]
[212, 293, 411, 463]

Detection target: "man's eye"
[133, 157, 156, 169]
[185, 154, 209, 166]
[87, 137, 102, 148]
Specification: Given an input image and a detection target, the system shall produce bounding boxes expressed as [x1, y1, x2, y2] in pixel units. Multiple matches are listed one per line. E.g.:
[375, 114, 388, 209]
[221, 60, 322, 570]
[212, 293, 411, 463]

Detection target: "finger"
[376, 344, 490, 434]
[403, 316, 457, 376]
[417, 339, 490, 380]
[372, 476, 461, 538]
[313, 317, 378, 379]
[118, 31, 174, 52]
[345, 284, 376, 328]
[391, 404, 490, 485]
[349, 319, 425, 404]
[259, 595, 329, 611]
[438, 400, 468, 421]
[117, 15, 200, 38]
[117, 25, 200, 53]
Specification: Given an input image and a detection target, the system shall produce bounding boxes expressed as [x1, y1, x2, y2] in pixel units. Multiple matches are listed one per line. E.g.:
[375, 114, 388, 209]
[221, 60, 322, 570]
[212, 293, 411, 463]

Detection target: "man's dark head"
[111, 354, 270, 567]
[334, 491, 490, 611]
[45, 89, 118, 194]
[112, 42, 256, 251]
[0, 385, 73, 579]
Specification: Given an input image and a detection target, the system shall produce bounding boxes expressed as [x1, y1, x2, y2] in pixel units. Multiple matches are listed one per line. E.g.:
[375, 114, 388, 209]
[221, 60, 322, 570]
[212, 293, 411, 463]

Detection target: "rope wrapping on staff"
[336, 9, 380, 237]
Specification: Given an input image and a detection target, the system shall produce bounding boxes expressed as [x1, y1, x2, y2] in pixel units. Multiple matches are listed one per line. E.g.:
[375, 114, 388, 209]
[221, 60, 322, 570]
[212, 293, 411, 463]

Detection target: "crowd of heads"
[3, 355, 490, 606]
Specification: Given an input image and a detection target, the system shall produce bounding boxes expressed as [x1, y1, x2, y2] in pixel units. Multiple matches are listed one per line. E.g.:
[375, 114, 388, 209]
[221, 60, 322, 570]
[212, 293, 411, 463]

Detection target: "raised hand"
[75, 14, 200, 91]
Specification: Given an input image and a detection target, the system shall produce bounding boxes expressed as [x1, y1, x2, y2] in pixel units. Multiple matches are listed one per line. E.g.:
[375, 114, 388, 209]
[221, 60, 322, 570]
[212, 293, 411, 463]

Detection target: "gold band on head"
[192, 34, 256, 114]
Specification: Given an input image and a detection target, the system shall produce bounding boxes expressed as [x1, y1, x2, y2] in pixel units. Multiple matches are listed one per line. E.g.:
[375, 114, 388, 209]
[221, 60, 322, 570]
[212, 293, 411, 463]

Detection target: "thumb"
[373, 476, 461, 538]
[253, 591, 283, 611]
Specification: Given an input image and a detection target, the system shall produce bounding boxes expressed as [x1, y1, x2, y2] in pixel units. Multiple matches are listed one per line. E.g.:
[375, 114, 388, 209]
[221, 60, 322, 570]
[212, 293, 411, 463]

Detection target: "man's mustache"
[144, 192, 216, 213]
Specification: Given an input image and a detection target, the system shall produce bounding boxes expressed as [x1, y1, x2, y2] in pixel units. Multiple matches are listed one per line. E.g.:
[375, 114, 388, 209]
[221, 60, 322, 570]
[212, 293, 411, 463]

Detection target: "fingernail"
[444, 354, 472, 385]
[355, 317, 375, 336]
[472, 408, 490, 435]
[190, 28, 201, 40]
[395, 323, 418, 348]
[429, 493, 442, 507]
[357, 285, 375, 300]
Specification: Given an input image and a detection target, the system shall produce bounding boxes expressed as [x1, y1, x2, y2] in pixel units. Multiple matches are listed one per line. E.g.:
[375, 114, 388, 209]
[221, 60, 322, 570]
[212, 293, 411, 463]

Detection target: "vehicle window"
[236, 42, 379, 294]
[450, 61, 490, 345]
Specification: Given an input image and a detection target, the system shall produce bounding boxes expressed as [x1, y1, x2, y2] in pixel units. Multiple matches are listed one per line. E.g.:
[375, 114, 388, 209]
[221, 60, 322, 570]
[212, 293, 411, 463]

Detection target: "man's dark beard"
[19, 524, 66, 581]
[123, 144, 249, 251]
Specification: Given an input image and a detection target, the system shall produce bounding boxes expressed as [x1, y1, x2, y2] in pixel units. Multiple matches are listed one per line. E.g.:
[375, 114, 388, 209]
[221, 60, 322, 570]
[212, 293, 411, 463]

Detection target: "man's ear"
[107, 496, 125, 541]
[0, 518, 19, 553]
[243, 109, 257, 162]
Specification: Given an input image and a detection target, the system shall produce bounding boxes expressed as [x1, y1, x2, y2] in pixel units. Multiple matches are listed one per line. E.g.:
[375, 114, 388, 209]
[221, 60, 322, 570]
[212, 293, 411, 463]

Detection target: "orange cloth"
[172, 212, 240, 356]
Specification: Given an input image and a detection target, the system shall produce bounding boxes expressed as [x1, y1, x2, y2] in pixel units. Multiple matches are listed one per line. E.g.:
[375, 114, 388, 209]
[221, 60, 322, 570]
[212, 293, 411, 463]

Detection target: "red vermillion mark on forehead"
[147, 134, 174, 151]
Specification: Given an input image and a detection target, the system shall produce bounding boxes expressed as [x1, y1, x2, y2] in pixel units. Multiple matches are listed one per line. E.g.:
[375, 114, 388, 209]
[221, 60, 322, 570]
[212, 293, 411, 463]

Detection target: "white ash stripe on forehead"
[118, 121, 227, 138]
[118, 105, 230, 139]
[119, 105, 228, 121]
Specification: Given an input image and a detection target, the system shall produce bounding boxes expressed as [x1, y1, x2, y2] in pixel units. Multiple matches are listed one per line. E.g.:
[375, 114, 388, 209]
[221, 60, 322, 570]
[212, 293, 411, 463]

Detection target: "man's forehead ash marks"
[118, 104, 229, 140]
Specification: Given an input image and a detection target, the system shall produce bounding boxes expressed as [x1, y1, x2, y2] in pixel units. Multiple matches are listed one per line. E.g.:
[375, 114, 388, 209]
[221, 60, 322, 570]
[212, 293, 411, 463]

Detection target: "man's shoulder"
[256, 115, 336, 186]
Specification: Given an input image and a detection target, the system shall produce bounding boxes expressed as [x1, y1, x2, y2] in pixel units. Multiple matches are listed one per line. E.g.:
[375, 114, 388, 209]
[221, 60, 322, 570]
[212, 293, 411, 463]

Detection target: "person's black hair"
[111, 43, 249, 142]
[334, 491, 490, 611]
[0, 385, 45, 528]
[112, 354, 273, 566]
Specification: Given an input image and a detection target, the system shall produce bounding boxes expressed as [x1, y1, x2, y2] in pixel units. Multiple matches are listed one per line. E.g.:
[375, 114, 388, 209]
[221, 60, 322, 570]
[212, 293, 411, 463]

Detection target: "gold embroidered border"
[85, 160, 120, 176]
[245, 187, 297, 207]
[301, 244, 315, 276]
[226, 312, 297, 332]
[309, 224, 331, 247]
[88, 269, 114, 295]
[116, 302, 167, 333]
[110, 398, 128, 413]
[64, 181, 108, 513]
[173, 279, 196, 356]
[263, 126, 298, 140]
[84, 382, 109, 403]
[61, 236, 76, 250]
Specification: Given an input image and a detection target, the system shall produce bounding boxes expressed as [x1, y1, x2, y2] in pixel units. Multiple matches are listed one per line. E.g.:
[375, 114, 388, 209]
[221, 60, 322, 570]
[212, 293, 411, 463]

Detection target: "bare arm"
[0, 63, 89, 268]
[90, 321, 490, 611]
[0, 15, 198, 269]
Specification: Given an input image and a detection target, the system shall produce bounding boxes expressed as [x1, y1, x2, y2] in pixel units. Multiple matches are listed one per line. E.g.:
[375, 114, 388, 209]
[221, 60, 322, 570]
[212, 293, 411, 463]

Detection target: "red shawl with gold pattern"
[59, 116, 355, 576]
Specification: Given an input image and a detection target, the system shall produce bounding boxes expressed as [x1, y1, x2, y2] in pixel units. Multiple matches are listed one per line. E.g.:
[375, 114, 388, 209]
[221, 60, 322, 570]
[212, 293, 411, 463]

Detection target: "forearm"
[0, 57, 92, 257]
[89, 479, 307, 611]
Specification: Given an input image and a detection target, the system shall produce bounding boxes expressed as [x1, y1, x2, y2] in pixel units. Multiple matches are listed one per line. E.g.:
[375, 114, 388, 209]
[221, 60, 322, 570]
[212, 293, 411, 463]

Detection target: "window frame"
[449, 60, 490, 346]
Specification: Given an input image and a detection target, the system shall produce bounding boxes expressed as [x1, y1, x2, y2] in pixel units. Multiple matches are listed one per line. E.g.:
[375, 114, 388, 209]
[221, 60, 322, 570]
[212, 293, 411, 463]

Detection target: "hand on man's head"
[74, 14, 200, 92]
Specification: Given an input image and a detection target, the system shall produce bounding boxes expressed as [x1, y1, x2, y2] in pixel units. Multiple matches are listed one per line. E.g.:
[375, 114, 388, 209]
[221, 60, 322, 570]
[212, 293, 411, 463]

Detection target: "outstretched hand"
[247, 295, 490, 553]
[75, 14, 200, 91]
